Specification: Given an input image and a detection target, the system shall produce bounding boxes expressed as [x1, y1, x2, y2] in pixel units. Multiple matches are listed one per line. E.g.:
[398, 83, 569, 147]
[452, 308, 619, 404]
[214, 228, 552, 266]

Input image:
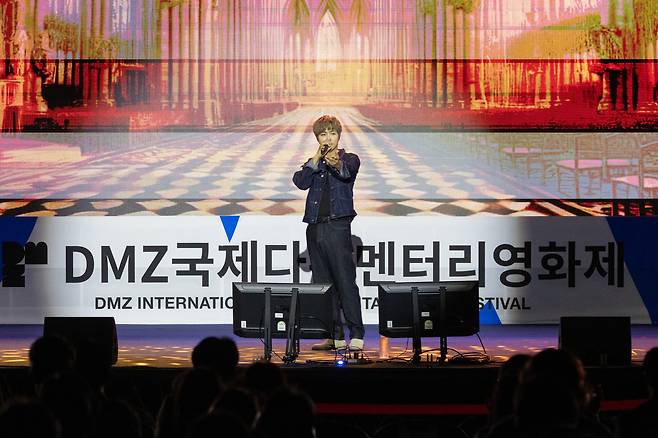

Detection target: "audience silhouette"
[253, 386, 316, 438]
[8, 335, 655, 438]
[485, 348, 612, 438]
[244, 361, 287, 411]
[475, 354, 530, 438]
[211, 387, 258, 429]
[29, 336, 75, 386]
[616, 347, 658, 438]
[191, 337, 240, 383]
[0, 398, 60, 438]
[187, 411, 249, 438]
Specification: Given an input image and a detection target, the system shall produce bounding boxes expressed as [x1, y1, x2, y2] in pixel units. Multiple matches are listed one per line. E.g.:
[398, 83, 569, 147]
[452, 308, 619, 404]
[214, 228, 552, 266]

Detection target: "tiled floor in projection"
[0, 106, 647, 216]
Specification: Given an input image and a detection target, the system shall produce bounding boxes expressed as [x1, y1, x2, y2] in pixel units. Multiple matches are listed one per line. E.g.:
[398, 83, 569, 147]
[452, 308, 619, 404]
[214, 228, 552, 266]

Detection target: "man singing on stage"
[292, 115, 365, 351]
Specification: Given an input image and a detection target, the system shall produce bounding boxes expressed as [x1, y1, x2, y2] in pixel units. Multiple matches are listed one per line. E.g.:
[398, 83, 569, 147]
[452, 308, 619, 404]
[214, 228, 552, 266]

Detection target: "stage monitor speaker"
[559, 316, 631, 366]
[43, 317, 118, 365]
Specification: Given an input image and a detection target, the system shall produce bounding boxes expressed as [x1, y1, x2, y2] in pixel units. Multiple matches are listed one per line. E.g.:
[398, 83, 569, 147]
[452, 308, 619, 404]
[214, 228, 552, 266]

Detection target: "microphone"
[321, 144, 329, 156]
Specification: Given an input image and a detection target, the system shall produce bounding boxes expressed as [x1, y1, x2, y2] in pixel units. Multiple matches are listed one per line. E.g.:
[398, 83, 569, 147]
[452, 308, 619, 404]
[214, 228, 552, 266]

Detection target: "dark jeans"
[306, 218, 364, 340]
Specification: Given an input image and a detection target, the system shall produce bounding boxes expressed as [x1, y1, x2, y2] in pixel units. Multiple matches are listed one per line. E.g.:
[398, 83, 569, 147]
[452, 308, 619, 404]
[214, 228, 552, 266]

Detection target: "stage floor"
[0, 325, 657, 368]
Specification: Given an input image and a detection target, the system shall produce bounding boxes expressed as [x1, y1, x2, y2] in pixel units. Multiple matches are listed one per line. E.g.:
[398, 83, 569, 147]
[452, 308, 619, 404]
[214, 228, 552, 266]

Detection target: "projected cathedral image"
[1, 1, 658, 437]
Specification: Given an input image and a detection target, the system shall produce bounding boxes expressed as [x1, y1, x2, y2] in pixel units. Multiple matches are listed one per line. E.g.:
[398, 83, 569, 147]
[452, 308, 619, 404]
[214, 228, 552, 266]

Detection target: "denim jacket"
[292, 149, 360, 224]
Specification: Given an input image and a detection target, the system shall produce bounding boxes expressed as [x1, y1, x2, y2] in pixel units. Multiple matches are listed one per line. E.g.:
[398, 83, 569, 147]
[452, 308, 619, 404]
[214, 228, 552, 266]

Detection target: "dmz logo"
[1, 242, 48, 287]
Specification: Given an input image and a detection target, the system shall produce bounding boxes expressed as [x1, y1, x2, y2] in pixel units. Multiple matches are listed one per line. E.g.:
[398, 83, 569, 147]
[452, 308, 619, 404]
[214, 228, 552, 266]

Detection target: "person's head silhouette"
[191, 337, 239, 381]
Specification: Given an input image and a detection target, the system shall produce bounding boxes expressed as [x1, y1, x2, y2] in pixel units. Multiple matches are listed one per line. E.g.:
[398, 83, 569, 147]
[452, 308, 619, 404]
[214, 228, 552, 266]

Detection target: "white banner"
[0, 216, 653, 324]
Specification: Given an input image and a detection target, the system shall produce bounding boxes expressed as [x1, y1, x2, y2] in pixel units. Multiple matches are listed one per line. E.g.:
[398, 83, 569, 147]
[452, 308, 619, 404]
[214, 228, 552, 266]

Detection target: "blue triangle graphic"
[607, 217, 658, 323]
[479, 302, 502, 325]
[220, 216, 240, 242]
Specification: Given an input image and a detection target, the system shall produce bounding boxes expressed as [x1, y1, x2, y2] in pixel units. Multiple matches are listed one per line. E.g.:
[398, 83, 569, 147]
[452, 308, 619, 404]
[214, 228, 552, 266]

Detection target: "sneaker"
[311, 339, 347, 351]
[348, 338, 364, 351]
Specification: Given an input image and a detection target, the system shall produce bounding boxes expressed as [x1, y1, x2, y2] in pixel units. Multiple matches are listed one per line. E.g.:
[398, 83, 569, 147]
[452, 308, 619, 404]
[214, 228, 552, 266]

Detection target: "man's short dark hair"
[29, 336, 76, 385]
[312, 115, 342, 140]
[192, 337, 239, 379]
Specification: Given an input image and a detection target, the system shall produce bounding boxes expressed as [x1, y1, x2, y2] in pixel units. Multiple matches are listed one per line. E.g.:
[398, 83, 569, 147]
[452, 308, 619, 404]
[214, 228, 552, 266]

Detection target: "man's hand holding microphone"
[312, 143, 340, 170]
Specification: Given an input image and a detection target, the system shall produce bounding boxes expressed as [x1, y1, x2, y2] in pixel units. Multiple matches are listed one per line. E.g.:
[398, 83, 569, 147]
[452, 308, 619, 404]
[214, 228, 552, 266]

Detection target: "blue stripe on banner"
[607, 217, 658, 324]
[0, 217, 39, 285]
[220, 216, 240, 242]
[479, 302, 501, 325]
